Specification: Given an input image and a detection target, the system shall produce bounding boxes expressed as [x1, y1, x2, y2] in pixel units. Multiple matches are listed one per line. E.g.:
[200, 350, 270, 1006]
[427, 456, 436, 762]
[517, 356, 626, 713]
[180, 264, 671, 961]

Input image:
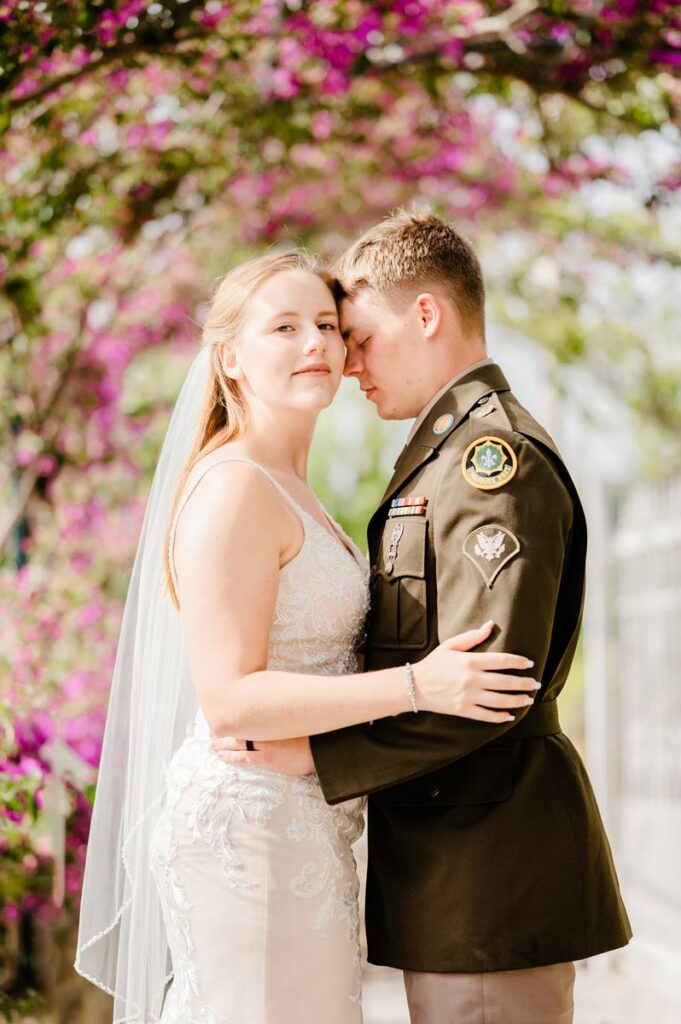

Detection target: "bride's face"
[228, 270, 345, 414]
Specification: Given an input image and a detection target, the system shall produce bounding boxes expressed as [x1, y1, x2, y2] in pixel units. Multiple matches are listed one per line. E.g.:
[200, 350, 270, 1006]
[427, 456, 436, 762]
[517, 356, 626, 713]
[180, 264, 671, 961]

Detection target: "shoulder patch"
[461, 435, 518, 490]
[463, 525, 521, 587]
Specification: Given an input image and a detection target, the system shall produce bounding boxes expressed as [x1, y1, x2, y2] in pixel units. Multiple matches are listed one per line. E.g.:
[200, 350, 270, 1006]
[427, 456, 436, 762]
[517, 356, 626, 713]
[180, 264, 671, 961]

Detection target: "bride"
[75, 249, 536, 1023]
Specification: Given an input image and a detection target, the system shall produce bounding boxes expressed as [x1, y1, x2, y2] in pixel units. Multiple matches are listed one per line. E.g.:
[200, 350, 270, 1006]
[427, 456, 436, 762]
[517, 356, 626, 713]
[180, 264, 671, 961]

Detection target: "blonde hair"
[164, 249, 334, 608]
[333, 209, 485, 336]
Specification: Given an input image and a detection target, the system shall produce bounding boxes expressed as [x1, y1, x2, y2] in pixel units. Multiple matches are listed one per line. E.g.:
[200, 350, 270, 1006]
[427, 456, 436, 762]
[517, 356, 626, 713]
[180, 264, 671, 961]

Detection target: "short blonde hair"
[333, 210, 485, 337]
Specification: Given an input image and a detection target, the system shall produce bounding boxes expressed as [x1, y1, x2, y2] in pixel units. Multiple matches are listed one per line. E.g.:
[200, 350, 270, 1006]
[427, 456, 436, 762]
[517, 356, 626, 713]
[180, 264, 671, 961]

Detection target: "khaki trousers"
[403, 962, 576, 1024]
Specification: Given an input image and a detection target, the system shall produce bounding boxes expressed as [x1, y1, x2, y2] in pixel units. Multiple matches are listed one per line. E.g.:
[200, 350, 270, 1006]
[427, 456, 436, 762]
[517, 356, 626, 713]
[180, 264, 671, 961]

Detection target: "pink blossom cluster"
[5, 1, 680, 109]
[1, 711, 95, 923]
[96, 0, 148, 45]
[0, 469, 138, 923]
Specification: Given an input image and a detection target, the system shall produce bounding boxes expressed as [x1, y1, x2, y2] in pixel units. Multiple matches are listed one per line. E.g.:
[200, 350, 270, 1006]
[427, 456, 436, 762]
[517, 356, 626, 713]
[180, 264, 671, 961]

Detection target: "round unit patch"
[461, 436, 518, 490]
[432, 413, 455, 436]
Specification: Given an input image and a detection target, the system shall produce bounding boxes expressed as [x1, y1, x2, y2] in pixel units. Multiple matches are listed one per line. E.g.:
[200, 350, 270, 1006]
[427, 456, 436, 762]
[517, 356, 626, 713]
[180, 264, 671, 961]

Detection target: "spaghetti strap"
[167, 456, 305, 596]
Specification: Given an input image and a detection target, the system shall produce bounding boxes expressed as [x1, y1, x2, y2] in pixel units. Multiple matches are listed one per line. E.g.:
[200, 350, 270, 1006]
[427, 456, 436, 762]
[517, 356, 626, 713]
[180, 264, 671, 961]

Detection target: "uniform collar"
[405, 357, 495, 445]
[379, 361, 511, 509]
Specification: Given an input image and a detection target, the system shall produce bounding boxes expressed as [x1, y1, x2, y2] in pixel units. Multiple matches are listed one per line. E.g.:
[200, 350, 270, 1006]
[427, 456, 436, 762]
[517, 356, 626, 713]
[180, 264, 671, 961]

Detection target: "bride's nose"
[302, 328, 326, 354]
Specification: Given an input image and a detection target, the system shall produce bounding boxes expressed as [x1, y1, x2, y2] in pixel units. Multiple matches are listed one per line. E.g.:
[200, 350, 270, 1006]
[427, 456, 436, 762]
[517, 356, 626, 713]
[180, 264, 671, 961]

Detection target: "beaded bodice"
[169, 456, 370, 687]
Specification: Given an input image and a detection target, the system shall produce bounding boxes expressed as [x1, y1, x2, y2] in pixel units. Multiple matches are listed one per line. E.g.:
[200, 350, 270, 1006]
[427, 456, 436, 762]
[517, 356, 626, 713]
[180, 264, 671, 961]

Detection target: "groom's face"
[340, 288, 426, 420]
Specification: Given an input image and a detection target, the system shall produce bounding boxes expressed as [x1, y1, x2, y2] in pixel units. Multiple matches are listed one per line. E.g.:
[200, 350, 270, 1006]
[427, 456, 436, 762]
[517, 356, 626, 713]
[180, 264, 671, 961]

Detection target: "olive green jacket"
[310, 361, 632, 973]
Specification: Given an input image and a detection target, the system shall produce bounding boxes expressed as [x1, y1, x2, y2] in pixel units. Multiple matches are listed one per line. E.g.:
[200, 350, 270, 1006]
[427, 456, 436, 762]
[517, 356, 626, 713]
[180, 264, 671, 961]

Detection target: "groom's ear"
[415, 292, 443, 339]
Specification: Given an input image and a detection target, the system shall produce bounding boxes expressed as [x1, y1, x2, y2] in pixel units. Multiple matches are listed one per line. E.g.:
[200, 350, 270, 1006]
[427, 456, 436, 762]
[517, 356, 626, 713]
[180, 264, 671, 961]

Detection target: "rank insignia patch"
[463, 525, 520, 587]
[461, 435, 517, 490]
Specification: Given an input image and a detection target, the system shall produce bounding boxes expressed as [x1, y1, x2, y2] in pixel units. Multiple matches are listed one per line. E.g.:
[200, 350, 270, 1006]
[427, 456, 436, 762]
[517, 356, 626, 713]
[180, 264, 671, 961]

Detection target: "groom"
[228, 212, 632, 1022]
[309, 212, 632, 1022]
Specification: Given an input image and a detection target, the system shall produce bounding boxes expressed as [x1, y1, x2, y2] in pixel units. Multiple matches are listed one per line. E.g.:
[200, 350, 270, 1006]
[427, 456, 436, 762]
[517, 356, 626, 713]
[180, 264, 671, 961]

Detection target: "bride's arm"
[175, 462, 536, 741]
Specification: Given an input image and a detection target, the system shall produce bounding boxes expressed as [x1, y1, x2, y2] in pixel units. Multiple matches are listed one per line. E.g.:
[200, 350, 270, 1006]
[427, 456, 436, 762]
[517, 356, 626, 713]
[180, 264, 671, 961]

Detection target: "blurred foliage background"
[0, 1, 679, 1019]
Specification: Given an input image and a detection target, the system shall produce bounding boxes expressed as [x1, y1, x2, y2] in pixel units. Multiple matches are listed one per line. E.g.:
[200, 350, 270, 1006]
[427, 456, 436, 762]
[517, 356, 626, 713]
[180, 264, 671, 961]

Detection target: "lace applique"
[163, 740, 288, 888]
[199, 1010, 225, 1024]
[159, 984, 229, 1024]
[267, 515, 369, 678]
[149, 815, 200, 1022]
[286, 775, 365, 1003]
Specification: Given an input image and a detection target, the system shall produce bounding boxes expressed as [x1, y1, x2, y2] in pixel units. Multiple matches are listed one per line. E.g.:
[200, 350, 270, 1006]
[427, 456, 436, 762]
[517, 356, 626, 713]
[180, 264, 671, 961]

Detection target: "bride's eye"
[274, 323, 295, 333]
[318, 322, 339, 332]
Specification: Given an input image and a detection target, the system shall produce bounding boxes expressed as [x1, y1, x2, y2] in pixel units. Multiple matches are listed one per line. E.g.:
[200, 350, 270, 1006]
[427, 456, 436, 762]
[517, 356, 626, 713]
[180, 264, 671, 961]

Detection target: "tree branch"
[0, 328, 85, 555]
[0, 462, 42, 556]
[455, 0, 540, 53]
[7, 28, 208, 114]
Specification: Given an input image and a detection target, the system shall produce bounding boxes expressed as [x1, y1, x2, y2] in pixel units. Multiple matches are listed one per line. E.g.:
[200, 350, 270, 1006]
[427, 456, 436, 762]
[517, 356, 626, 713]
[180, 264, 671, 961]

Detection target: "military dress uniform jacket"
[310, 361, 632, 973]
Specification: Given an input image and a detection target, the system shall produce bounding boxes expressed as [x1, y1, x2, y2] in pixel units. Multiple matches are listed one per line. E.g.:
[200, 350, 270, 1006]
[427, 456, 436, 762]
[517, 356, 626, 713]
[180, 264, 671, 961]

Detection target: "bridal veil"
[75, 347, 210, 1022]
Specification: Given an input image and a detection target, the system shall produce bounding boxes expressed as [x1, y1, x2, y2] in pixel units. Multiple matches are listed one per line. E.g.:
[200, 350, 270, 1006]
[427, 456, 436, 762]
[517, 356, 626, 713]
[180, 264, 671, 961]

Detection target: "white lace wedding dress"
[149, 458, 370, 1024]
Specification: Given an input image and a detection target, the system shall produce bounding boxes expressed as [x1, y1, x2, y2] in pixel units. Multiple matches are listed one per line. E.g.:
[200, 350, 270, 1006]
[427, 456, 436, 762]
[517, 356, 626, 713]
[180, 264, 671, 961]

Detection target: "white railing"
[586, 474, 681, 1007]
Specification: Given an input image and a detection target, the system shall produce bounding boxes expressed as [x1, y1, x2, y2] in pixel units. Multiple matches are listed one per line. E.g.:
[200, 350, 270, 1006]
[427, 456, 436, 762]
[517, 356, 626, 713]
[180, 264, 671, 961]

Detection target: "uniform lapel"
[375, 363, 511, 515]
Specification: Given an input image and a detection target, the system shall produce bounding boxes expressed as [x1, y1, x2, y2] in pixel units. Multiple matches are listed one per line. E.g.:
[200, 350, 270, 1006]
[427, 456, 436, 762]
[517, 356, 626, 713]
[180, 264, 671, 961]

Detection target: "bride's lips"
[361, 386, 377, 400]
[293, 363, 331, 376]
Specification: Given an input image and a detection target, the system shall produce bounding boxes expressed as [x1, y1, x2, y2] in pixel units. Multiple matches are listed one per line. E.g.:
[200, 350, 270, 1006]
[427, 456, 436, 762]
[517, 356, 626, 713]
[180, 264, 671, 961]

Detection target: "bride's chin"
[301, 396, 336, 411]
[268, 394, 337, 414]
[291, 387, 340, 410]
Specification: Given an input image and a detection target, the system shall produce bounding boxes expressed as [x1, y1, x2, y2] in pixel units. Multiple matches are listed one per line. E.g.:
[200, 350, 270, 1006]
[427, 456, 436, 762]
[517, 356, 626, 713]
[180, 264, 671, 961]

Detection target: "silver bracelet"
[404, 662, 418, 714]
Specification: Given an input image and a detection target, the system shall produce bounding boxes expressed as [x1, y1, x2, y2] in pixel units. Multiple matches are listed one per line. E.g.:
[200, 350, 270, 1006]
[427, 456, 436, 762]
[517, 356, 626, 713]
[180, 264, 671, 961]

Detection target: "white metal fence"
[585, 474, 681, 1008]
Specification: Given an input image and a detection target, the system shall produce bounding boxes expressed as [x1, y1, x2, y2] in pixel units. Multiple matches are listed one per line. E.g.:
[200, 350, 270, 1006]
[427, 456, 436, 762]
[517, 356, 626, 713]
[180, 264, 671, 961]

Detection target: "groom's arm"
[310, 432, 576, 804]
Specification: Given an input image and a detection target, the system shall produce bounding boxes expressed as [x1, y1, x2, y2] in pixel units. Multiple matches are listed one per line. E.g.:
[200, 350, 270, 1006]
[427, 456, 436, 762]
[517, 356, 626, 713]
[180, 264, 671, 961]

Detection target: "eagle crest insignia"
[463, 525, 520, 587]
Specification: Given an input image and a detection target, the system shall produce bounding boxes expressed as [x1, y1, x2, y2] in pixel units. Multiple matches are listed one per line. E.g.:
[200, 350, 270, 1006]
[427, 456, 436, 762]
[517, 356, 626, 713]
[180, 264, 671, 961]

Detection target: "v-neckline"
[317, 507, 364, 567]
[292, 500, 365, 570]
[266, 473, 363, 568]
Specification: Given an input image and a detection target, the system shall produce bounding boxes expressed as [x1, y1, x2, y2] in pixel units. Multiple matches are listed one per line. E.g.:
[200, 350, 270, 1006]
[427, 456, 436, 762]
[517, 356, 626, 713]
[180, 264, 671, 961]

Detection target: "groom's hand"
[209, 733, 315, 776]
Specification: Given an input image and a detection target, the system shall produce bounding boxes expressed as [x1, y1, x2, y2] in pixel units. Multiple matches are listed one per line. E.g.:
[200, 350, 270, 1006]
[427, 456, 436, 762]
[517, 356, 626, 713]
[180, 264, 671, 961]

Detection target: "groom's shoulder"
[435, 387, 573, 501]
[443, 384, 564, 463]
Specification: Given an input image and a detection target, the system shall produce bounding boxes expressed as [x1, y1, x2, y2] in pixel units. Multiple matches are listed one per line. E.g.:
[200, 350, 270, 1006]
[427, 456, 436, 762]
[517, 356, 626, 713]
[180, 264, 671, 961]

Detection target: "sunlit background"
[1, 2, 680, 1021]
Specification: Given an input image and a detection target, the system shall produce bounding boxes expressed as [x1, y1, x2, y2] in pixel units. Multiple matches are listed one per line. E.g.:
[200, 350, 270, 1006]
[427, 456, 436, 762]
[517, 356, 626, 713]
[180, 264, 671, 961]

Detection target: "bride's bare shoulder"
[179, 450, 280, 532]
[171, 456, 284, 593]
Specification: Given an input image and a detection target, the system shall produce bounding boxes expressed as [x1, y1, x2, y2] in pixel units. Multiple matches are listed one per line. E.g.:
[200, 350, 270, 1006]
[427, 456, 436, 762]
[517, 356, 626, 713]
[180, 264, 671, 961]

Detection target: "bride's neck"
[236, 408, 318, 482]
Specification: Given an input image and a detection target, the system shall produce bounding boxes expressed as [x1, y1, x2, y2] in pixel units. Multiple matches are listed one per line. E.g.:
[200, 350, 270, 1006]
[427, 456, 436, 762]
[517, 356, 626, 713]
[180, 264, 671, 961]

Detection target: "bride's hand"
[414, 621, 539, 722]
[210, 734, 315, 775]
